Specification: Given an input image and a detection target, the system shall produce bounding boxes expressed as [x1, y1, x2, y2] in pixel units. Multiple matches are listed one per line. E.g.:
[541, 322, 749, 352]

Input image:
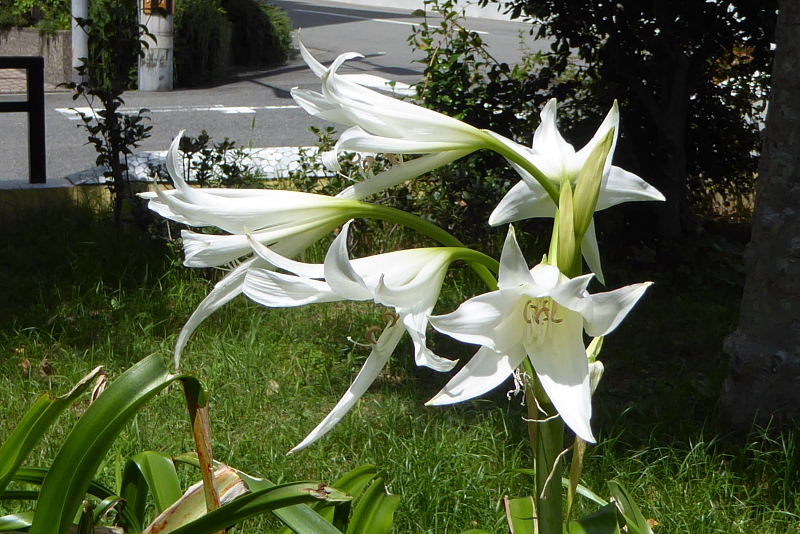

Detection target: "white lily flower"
[140, 134, 370, 368]
[141, 134, 372, 268]
[489, 99, 665, 282]
[242, 221, 467, 451]
[244, 221, 457, 371]
[292, 42, 494, 185]
[428, 227, 651, 443]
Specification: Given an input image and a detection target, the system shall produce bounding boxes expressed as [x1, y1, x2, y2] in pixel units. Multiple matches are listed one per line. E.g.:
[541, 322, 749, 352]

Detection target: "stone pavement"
[64, 146, 322, 186]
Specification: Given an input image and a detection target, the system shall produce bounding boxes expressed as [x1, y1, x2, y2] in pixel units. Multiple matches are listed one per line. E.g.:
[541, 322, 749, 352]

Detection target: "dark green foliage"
[477, 0, 776, 235]
[221, 0, 290, 67]
[149, 130, 267, 188]
[405, 0, 562, 246]
[174, 0, 231, 86]
[62, 0, 153, 225]
[0, 0, 70, 30]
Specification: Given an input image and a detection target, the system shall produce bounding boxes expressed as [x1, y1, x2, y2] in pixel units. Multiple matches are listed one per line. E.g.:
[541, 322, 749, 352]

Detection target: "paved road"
[0, 0, 545, 183]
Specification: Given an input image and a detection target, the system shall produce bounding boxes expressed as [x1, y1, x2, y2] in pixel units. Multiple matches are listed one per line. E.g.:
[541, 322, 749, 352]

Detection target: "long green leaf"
[344, 477, 400, 534]
[122, 451, 182, 518]
[0, 512, 33, 531]
[167, 482, 350, 534]
[607, 480, 653, 534]
[29, 355, 184, 534]
[179, 453, 345, 534]
[504, 496, 535, 534]
[0, 366, 103, 495]
[568, 503, 620, 534]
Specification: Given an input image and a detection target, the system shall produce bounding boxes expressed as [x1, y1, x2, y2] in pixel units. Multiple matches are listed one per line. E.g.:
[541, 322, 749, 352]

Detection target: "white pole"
[138, 1, 174, 91]
[71, 0, 88, 83]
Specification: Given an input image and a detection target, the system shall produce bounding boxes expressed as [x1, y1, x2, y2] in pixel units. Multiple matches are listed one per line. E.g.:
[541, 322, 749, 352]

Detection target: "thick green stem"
[522, 359, 564, 534]
[483, 132, 560, 204]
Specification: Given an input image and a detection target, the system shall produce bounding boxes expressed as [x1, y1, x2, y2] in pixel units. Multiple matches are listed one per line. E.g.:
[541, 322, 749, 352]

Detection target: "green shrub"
[221, 0, 291, 66]
[174, 0, 231, 86]
[1, 0, 70, 30]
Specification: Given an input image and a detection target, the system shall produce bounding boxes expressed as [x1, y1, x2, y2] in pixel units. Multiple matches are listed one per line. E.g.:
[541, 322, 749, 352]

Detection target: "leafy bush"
[221, 0, 291, 66]
[0, 0, 71, 30]
[174, 0, 231, 86]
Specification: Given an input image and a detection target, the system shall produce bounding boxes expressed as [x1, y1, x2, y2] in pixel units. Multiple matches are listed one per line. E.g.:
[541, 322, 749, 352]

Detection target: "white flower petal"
[173, 259, 253, 370]
[291, 88, 354, 124]
[574, 100, 619, 177]
[426, 346, 526, 405]
[596, 167, 666, 210]
[531, 98, 575, 178]
[498, 226, 535, 290]
[580, 282, 653, 337]
[402, 312, 457, 371]
[489, 180, 554, 226]
[323, 223, 372, 301]
[335, 126, 478, 154]
[338, 73, 416, 96]
[430, 291, 523, 351]
[247, 235, 325, 279]
[529, 264, 562, 291]
[580, 220, 604, 285]
[525, 310, 595, 443]
[289, 320, 406, 453]
[244, 268, 339, 307]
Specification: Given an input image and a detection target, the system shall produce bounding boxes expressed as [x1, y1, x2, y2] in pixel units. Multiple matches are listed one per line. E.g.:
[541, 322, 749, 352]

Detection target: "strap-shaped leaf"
[178, 453, 347, 534]
[120, 451, 182, 529]
[344, 476, 400, 534]
[166, 482, 350, 534]
[0, 512, 33, 531]
[504, 496, 535, 534]
[0, 366, 103, 495]
[29, 355, 183, 534]
[568, 502, 620, 534]
[607, 480, 653, 534]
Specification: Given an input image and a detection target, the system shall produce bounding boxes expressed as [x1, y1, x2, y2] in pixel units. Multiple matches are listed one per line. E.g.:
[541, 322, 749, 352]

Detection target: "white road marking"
[55, 104, 300, 120]
[294, 8, 489, 34]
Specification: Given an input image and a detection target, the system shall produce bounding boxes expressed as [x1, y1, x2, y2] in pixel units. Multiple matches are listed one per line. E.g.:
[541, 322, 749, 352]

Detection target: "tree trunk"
[721, 0, 800, 431]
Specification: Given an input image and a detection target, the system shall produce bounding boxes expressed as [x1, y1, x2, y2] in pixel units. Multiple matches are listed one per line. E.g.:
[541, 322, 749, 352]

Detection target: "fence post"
[0, 56, 47, 184]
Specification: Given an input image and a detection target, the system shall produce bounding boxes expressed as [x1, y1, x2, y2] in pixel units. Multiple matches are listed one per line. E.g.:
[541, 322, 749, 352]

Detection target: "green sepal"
[556, 179, 578, 276]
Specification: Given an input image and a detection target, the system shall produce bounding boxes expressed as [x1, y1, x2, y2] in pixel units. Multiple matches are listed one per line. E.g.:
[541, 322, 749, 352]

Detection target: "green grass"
[1, 204, 798, 533]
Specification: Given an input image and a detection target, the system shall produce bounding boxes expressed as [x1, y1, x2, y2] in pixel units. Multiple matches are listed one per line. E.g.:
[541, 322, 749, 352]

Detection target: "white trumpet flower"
[428, 227, 651, 443]
[242, 222, 488, 451]
[490, 99, 665, 282]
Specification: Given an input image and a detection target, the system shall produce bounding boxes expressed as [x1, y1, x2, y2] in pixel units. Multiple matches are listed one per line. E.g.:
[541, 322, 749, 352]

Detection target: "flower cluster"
[144, 42, 664, 451]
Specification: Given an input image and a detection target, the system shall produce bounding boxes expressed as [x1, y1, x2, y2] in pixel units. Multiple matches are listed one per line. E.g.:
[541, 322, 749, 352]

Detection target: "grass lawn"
[0, 203, 797, 533]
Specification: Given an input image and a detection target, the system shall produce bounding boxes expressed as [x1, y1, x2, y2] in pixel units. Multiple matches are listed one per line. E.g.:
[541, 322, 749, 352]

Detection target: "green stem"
[522, 358, 564, 534]
[353, 203, 499, 290]
[483, 131, 560, 204]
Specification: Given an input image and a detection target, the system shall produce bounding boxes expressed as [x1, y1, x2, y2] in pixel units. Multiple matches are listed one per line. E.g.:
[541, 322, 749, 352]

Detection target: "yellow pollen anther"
[523, 298, 563, 325]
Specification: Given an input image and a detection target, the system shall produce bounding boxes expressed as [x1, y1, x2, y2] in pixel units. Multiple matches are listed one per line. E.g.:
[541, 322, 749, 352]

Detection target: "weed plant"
[0, 204, 797, 532]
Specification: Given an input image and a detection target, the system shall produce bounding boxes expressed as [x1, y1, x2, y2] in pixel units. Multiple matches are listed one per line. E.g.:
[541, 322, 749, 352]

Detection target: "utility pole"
[138, 0, 174, 91]
[71, 0, 88, 82]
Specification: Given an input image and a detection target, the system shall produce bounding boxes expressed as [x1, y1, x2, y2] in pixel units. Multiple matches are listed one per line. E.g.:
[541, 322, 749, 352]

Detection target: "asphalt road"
[0, 0, 546, 183]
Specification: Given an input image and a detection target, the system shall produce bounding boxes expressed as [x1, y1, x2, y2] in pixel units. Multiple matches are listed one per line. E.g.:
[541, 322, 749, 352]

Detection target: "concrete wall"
[0, 28, 71, 85]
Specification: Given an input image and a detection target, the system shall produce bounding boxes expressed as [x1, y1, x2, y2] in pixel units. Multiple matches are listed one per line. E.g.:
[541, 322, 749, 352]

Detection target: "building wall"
[0, 28, 71, 85]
